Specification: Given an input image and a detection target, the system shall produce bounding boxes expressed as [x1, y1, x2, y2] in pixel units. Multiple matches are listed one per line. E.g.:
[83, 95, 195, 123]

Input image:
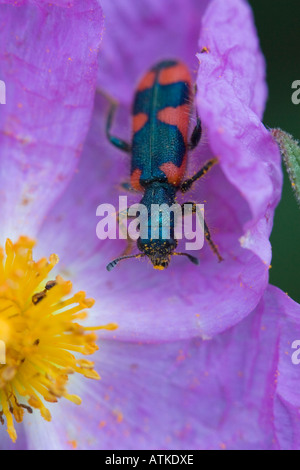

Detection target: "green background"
[249, 0, 300, 302]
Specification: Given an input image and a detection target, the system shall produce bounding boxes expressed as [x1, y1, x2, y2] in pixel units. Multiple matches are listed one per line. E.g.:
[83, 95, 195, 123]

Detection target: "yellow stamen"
[0, 236, 116, 443]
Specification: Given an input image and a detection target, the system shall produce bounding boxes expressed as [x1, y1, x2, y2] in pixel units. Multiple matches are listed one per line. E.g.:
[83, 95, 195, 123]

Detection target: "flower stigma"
[0, 236, 117, 442]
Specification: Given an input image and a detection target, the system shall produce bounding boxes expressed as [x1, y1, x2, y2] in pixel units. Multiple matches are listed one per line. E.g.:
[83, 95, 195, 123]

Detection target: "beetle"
[105, 59, 222, 271]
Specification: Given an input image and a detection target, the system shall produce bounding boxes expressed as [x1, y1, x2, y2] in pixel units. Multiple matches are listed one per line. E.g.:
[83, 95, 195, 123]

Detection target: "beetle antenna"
[173, 252, 199, 265]
[106, 253, 145, 271]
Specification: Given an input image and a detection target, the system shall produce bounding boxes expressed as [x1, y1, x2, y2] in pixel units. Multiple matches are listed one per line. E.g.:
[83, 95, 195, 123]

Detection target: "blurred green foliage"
[249, 0, 300, 302]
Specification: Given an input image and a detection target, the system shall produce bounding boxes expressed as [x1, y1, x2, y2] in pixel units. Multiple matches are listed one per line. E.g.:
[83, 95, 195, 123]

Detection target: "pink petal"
[196, 0, 282, 265]
[0, 0, 103, 243]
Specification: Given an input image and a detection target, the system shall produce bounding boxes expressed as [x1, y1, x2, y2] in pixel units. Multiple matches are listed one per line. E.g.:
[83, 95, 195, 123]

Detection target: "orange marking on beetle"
[137, 71, 156, 91]
[133, 113, 148, 133]
[130, 168, 143, 192]
[160, 155, 187, 186]
[157, 104, 190, 143]
[158, 63, 191, 86]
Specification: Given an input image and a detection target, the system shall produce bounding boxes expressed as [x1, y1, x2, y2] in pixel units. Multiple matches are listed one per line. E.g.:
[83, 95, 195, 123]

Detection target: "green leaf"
[271, 128, 300, 204]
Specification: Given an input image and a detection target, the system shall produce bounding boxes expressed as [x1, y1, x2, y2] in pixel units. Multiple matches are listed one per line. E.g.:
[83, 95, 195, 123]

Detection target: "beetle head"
[137, 238, 176, 270]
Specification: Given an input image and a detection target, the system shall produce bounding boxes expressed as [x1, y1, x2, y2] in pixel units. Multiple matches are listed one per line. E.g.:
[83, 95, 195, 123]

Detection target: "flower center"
[0, 236, 117, 443]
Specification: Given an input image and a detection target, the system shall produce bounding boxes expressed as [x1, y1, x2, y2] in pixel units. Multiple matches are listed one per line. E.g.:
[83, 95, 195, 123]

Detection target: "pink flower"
[0, 0, 299, 450]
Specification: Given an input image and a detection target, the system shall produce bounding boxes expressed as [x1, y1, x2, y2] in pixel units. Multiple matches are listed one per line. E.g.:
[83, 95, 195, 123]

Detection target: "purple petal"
[19, 411, 72, 450]
[0, 1, 75, 6]
[196, 0, 282, 262]
[0, 0, 103, 243]
[4, 286, 299, 450]
[272, 286, 300, 449]
[98, 0, 209, 104]
[274, 396, 300, 451]
[23, 286, 280, 450]
[198, 0, 268, 119]
[0, 425, 28, 450]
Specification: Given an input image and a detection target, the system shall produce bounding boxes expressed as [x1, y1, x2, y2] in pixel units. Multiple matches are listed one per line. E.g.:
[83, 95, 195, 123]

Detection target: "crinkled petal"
[98, 0, 209, 104]
[272, 286, 300, 449]
[196, 0, 282, 262]
[0, 0, 103, 243]
[198, 0, 268, 119]
[22, 287, 280, 450]
[274, 396, 300, 451]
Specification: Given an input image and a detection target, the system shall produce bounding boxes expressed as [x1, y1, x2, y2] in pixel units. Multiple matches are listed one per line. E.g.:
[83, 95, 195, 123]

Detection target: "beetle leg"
[180, 158, 217, 193]
[119, 181, 137, 193]
[202, 218, 223, 262]
[106, 100, 131, 153]
[121, 238, 135, 257]
[188, 116, 202, 150]
[97, 89, 131, 152]
[181, 202, 197, 213]
[116, 208, 137, 257]
[181, 202, 223, 262]
[188, 84, 202, 150]
[116, 207, 135, 239]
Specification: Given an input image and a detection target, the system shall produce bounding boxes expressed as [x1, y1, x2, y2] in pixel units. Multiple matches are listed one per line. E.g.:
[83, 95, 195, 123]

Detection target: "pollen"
[0, 236, 117, 443]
